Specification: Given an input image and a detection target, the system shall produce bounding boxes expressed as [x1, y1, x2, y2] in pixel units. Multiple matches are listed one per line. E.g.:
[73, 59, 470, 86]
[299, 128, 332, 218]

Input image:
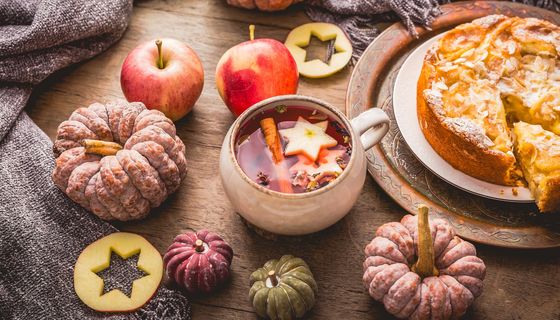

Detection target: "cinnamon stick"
[259, 118, 293, 193]
[260, 118, 284, 164]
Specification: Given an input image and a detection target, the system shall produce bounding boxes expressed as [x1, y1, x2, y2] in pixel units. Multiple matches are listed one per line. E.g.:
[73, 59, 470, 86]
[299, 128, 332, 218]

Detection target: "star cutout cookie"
[279, 117, 337, 161]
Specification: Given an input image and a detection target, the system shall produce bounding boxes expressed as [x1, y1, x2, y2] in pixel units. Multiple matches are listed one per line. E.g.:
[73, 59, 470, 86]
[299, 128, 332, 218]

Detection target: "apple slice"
[289, 154, 319, 174]
[285, 22, 353, 78]
[74, 232, 163, 312]
[315, 148, 346, 174]
[289, 148, 345, 176]
[279, 117, 338, 161]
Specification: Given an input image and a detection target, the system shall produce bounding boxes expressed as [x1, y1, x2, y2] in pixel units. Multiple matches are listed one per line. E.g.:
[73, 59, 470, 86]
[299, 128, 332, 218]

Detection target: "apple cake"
[418, 15, 560, 212]
[513, 122, 560, 212]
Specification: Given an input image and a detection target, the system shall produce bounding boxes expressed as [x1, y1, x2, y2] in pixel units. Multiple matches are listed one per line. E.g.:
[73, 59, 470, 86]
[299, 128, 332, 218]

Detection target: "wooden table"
[27, 1, 560, 319]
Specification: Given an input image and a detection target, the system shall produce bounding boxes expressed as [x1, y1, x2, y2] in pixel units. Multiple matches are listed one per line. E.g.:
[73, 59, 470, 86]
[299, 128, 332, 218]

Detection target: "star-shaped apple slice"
[289, 154, 319, 174]
[289, 148, 346, 176]
[279, 117, 337, 161]
[315, 148, 346, 175]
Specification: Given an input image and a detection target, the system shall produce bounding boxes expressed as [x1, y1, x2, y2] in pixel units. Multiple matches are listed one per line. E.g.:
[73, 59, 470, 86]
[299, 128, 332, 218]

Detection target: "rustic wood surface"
[27, 0, 560, 319]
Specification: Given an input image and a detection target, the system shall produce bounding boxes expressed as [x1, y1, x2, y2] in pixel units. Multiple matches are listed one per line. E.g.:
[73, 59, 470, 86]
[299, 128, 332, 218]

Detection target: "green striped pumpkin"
[249, 255, 318, 320]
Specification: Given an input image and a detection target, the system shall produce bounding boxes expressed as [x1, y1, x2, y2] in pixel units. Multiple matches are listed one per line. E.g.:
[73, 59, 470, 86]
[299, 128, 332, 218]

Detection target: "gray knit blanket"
[0, 0, 191, 319]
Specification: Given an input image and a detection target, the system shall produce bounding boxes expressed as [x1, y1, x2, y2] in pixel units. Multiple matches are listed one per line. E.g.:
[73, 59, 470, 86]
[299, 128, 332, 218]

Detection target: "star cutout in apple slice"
[95, 250, 148, 297]
[279, 117, 337, 161]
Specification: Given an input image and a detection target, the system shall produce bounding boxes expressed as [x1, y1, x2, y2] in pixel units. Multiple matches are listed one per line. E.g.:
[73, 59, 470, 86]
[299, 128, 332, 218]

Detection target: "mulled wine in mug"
[220, 95, 389, 235]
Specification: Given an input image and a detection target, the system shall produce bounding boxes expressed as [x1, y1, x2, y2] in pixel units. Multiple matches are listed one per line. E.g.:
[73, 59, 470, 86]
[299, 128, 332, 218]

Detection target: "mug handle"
[350, 108, 390, 151]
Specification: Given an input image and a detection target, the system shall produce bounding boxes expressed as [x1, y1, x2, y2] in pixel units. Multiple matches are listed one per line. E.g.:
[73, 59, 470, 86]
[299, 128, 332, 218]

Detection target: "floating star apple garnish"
[289, 154, 318, 174]
[279, 117, 337, 161]
[289, 148, 345, 175]
[315, 148, 346, 174]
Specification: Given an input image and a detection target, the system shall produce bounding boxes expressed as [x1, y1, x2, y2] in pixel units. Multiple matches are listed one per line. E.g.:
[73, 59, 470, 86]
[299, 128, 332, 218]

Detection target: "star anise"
[306, 180, 319, 192]
[331, 121, 349, 136]
[336, 156, 347, 169]
[256, 172, 270, 186]
[275, 105, 287, 114]
[291, 170, 309, 188]
[318, 174, 337, 188]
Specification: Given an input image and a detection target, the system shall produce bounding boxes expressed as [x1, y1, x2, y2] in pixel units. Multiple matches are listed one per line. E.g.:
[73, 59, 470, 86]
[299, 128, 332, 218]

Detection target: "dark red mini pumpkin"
[163, 230, 234, 295]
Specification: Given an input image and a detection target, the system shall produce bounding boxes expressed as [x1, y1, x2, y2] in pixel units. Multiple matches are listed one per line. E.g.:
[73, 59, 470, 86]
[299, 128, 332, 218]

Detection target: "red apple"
[121, 38, 204, 121]
[216, 25, 298, 117]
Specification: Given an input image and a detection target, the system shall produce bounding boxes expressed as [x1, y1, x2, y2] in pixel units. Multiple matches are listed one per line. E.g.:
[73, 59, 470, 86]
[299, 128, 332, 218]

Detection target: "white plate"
[392, 33, 534, 203]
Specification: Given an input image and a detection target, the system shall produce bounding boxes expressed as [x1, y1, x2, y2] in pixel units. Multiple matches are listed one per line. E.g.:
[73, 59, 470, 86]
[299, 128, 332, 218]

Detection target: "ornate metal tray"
[346, 1, 560, 248]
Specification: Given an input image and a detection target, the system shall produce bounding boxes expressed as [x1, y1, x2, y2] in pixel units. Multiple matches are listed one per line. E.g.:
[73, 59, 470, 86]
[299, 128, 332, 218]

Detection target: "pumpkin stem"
[249, 24, 255, 41]
[194, 239, 205, 253]
[81, 139, 122, 156]
[412, 205, 439, 278]
[267, 270, 278, 287]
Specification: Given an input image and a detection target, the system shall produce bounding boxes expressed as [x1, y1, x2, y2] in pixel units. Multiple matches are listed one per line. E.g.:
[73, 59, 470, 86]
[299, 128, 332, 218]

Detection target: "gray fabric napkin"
[0, 0, 191, 318]
[306, 0, 560, 60]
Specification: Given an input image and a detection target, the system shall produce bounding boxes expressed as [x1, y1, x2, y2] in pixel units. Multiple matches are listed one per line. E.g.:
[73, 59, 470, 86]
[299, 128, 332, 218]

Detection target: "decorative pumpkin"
[249, 255, 317, 320]
[52, 100, 187, 221]
[163, 230, 234, 295]
[226, 0, 303, 11]
[363, 205, 486, 319]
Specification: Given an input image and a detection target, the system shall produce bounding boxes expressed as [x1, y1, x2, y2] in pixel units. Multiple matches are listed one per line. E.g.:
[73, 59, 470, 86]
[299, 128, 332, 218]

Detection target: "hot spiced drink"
[235, 105, 352, 193]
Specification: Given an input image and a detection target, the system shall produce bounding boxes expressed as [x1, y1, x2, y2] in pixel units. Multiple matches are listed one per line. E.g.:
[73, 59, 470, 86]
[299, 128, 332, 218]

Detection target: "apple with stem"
[216, 25, 299, 117]
[120, 38, 204, 121]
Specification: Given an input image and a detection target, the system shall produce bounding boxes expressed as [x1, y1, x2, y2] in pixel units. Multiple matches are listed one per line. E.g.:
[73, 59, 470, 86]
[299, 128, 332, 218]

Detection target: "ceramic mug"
[219, 95, 390, 235]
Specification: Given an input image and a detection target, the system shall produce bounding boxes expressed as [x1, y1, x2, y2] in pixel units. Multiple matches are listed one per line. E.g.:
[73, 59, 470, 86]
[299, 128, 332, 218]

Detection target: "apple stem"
[155, 39, 164, 69]
[249, 24, 255, 41]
